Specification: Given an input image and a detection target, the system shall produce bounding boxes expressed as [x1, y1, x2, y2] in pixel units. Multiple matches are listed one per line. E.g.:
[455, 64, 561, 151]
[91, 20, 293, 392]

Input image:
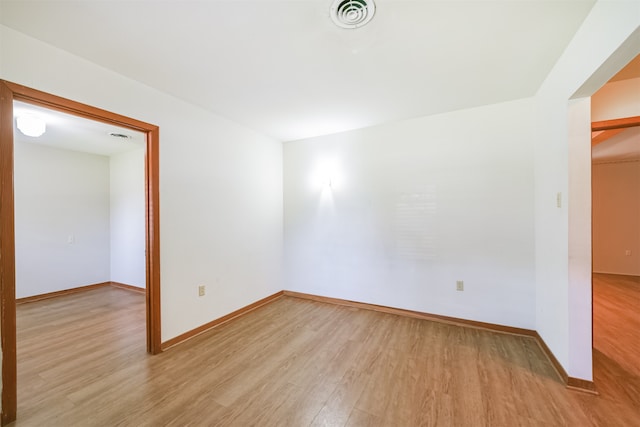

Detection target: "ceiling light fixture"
[16, 114, 46, 137]
[331, 0, 376, 29]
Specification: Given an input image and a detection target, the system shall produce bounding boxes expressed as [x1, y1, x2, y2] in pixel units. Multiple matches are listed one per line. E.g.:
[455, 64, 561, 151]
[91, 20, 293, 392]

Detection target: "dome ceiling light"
[16, 114, 46, 137]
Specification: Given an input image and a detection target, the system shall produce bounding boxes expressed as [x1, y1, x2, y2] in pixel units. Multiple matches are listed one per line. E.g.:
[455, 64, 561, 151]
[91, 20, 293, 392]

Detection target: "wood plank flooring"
[11, 277, 640, 426]
[572, 273, 640, 426]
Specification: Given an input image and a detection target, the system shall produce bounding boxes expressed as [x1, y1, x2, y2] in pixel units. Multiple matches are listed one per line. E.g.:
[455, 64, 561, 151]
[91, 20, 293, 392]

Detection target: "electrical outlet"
[198, 285, 205, 297]
[625, 250, 632, 256]
[456, 280, 464, 291]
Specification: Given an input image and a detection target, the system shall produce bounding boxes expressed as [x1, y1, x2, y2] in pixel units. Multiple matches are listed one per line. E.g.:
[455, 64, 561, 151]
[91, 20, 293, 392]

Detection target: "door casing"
[0, 80, 162, 425]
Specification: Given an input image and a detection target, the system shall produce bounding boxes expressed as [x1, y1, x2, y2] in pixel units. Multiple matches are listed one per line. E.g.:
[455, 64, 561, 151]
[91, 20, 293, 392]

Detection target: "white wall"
[592, 160, 640, 276]
[592, 77, 640, 121]
[284, 98, 536, 329]
[14, 142, 111, 298]
[110, 148, 145, 288]
[534, 1, 640, 380]
[0, 24, 283, 341]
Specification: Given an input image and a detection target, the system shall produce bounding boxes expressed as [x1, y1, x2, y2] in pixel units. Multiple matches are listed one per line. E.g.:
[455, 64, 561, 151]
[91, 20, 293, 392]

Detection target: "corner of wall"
[533, 0, 640, 380]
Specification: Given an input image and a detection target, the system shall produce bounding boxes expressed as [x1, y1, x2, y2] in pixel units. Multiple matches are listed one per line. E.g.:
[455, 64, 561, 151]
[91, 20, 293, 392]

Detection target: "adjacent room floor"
[13, 275, 640, 426]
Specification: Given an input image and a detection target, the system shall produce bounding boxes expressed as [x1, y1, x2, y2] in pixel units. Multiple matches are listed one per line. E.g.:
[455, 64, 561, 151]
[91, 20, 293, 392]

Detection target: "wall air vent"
[330, 0, 376, 29]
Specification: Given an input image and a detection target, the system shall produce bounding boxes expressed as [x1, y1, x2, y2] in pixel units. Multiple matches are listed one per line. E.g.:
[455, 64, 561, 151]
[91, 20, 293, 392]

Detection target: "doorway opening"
[0, 80, 161, 425]
[589, 54, 640, 414]
[590, 116, 640, 406]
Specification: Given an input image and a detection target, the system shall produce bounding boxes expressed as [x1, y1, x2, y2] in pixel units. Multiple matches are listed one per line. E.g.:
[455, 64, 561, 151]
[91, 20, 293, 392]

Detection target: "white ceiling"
[592, 127, 640, 163]
[0, 0, 596, 141]
[13, 101, 146, 156]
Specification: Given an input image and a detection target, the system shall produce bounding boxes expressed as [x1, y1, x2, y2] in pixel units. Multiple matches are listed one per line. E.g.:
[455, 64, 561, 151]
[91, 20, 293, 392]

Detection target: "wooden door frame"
[0, 80, 161, 425]
[591, 115, 640, 132]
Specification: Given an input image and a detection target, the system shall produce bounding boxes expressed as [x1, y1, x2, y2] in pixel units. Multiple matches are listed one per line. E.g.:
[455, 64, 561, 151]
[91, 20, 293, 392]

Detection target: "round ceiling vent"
[330, 0, 376, 29]
[109, 132, 132, 139]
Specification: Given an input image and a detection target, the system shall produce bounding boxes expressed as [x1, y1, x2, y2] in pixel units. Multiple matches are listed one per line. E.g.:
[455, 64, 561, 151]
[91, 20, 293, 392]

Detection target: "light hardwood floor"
[12, 277, 639, 426]
[575, 273, 640, 426]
